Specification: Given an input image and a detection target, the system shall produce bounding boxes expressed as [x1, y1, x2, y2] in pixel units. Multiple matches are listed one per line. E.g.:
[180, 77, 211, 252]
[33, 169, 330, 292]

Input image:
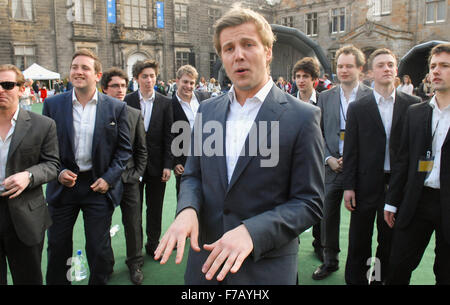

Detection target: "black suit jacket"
[386, 100, 450, 242]
[343, 90, 421, 208]
[124, 90, 173, 178]
[43, 90, 132, 207]
[172, 90, 210, 168]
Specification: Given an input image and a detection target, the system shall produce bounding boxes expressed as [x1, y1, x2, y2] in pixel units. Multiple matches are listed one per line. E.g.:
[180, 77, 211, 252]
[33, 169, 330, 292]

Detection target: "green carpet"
[6, 103, 436, 285]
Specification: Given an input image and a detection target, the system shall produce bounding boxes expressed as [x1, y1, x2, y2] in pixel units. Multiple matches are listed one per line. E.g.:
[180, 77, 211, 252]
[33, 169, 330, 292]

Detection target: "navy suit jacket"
[43, 90, 132, 207]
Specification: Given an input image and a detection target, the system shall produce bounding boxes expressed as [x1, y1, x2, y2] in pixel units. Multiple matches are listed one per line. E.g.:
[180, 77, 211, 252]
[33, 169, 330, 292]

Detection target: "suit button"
[223, 209, 230, 215]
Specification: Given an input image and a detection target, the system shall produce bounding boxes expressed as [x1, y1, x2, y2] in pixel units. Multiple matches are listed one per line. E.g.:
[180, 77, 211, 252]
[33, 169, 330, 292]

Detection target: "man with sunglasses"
[0, 64, 59, 284]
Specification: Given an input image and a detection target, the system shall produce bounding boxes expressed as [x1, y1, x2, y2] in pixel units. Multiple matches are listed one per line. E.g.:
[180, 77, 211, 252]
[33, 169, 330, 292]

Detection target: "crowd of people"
[0, 4, 449, 287]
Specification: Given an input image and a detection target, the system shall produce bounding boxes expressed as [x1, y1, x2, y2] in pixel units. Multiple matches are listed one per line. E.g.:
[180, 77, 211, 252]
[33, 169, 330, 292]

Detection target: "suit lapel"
[227, 86, 286, 193]
[7, 108, 31, 166]
[214, 95, 230, 192]
[92, 93, 107, 158]
[366, 94, 386, 137]
[64, 91, 76, 155]
[331, 86, 341, 132]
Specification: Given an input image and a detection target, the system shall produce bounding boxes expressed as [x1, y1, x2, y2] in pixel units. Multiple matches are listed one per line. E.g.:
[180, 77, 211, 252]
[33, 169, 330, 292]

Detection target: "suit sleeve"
[26, 119, 60, 187]
[317, 94, 332, 161]
[242, 107, 325, 261]
[102, 103, 132, 187]
[163, 100, 174, 170]
[342, 102, 358, 190]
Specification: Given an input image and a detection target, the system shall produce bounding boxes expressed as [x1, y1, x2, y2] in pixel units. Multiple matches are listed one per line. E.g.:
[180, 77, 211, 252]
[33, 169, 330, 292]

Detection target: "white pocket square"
[109, 122, 116, 126]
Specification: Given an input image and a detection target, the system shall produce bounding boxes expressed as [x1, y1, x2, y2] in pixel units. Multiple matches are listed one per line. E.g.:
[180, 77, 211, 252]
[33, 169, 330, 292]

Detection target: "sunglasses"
[0, 81, 19, 90]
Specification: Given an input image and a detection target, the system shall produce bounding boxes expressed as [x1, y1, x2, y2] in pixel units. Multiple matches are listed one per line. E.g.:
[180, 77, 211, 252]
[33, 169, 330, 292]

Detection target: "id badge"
[418, 151, 434, 173]
[340, 130, 345, 141]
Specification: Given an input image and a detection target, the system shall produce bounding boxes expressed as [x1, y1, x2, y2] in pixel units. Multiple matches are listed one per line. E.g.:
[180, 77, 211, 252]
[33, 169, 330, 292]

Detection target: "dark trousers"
[345, 177, 392, 285]
[46, 171, 114, 285]
[0, 199, 44, 285]
[120, 182, 143, 268]
[321, 172, 345, 266]
[386, 187, 450, 285]
[140, 176, 167, 249]
[175, 174, 181, 199]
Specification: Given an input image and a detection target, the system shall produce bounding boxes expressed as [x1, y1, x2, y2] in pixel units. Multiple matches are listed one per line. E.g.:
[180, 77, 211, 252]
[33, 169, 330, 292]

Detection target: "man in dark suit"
[43, 49, 131, 285]
[171, 65, 210, 197]
[313, 46, 372, 280]
[384, 43, 450, 284]
[291, 56, 322, 261]
[124, 60, 173, 257]
[343, 48, 421, 285]
[0, 64, 59, 285]
[155, 5, 324, 284]
[101, 68, 147, 285]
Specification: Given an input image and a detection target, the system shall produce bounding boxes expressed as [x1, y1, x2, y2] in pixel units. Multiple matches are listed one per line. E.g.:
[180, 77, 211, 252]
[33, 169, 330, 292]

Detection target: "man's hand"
[174, 164, 184, 176]
[154, 208, 200, 264]
[90, 178, 109, 194]
[58, 169, 77, 188]
[384, 210, 396, 228]
[1, 171, 31, 199]
[344, 190, 356, 212]
[202, 224, 254, 282]
[161, 168, 171, 182]
[327, 157, 343, 173]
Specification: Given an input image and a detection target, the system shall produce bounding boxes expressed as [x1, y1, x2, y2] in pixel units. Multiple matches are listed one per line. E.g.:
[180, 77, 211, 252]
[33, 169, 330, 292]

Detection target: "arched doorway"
[126, 52, 149, 80]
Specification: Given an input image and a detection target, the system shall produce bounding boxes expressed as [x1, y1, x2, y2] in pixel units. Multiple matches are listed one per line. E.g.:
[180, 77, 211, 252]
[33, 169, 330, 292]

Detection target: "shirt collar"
[12, 106, 19, 124]
[227, 79, 274, 105]
[176, 91, 198, 104]
[297, 89, 317, 104]
[139, 89, 155, 102]
[373, 88, 396, 105]
[339, 83, 359, 100]
[72, 88, 99, 105]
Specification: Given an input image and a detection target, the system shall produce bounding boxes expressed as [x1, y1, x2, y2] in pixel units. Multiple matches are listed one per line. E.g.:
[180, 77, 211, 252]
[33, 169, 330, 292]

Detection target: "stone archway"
[126, 52, 149, 80]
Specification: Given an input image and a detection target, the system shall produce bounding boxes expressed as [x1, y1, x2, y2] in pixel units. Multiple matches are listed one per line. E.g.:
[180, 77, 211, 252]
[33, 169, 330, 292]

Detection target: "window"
[209, 53, 218, 77]
[426, 0, 446, 23]
[14, 45, 35, 71]
[281, 16, 293, 27]
[331, 8, 345, 33]
[176, 52, 190, 71]
[208, 8, 221, 35]
[175, 3, 188, 32]
[305, 12, 318, 36]
[371, 0, 392, 16]
[11, 0, 33, 21]
[123, 0, 148, 28]
[74, 0, 93, 24]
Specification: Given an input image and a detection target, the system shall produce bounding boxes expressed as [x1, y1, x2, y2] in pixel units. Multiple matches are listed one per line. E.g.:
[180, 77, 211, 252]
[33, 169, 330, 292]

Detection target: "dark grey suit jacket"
[6, 109, 59, 246]
[317, 84, 372, 183]
[178, 84, 325, 284]
[121, 106, 147, 184]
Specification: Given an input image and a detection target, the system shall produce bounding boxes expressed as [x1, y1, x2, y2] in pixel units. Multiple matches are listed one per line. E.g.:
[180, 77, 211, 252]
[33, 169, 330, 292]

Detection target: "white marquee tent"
[22, 63, 60, 81]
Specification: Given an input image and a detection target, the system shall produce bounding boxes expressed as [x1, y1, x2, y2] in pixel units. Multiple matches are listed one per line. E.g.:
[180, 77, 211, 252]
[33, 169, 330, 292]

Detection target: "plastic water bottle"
[74, 250, 87, 281]
[110, 224, 120, 237]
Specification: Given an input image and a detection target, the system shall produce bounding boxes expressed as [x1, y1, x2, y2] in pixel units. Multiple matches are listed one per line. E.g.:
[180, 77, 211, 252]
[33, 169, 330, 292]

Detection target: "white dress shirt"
[338, 84, 359, 156]
[425, 95, 450, 189]
[297, 89, 317, 105]
[176, 92, 200, 129]
[0, 106, 20, 191]
[225, 79, 273, 183]
[373, 89, 396, 172]
[72, 89, 98, 172]
[139, 90, 155, 132]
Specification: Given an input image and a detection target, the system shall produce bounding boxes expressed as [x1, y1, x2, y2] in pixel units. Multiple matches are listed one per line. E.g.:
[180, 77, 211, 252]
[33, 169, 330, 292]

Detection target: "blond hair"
[176, 65, 199, 80]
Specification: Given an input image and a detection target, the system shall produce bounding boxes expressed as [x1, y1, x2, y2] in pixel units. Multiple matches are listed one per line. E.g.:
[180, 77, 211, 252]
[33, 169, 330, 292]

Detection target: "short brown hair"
[132, 59, 159, 79]
[72, 48, 102, 73]
[368, 48, 397, 69]
[335, 45, 366, 68]
[428, 43, 450, 64]
[213, 3, 275, 57]
[292, 57, 320, 80]
[101, 67, 129, 90]
[176, 65, 198, 80]
[0, 64, 25, 86]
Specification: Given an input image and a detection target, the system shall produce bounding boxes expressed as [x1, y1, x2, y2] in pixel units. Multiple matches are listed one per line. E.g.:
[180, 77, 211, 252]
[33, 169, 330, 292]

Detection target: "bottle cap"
[77, 250, 82, 255]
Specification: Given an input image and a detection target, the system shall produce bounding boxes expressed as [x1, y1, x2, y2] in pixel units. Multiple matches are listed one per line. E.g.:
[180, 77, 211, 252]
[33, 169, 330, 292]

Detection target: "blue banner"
[107, 0, 116, 24]
[156, 2, 164, 28]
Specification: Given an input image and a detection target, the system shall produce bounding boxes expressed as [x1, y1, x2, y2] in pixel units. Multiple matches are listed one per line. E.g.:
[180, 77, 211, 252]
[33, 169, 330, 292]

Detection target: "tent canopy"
[22, 63, 60, 80]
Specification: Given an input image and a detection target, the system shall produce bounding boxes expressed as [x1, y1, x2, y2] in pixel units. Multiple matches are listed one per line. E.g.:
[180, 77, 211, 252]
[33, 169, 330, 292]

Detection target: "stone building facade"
[0, 0, 449, 83]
